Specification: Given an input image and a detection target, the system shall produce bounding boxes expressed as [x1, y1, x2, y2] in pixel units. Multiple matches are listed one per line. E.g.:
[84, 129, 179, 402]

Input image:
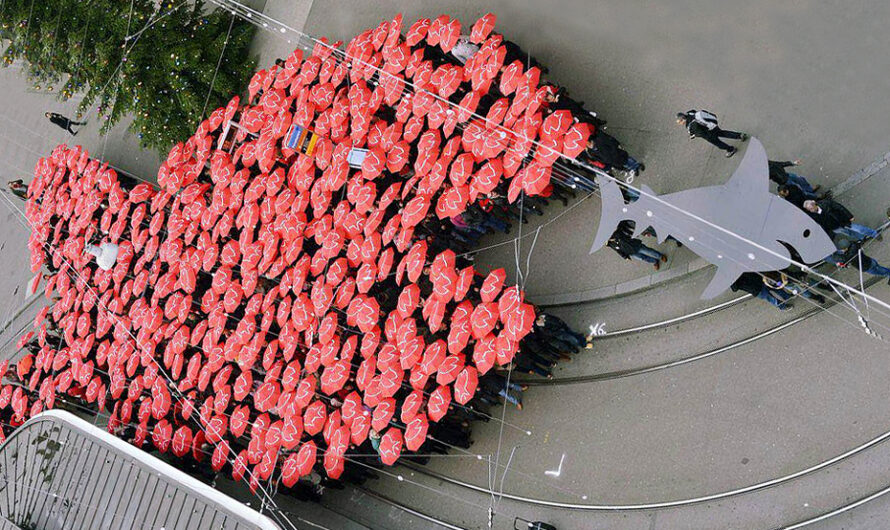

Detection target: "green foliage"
[0, 0, 256, 153]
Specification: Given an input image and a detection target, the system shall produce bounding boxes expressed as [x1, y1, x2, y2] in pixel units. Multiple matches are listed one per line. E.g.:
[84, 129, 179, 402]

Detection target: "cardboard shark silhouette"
[590, 138, 837, 299]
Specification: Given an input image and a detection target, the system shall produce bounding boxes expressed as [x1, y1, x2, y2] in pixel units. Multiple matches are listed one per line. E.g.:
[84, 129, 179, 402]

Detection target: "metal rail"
[520, 275, 881, 386]
[598, 295, 749, 338]
[354, 487, 468, 530]
[778, 482, 890, 529]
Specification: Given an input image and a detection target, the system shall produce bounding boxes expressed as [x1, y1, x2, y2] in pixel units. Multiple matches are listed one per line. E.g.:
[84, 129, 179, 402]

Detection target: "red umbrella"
[281, 453, 301, 488]
[541, 110, 574, 141]
[439, 19, 461, 52]
[172, 425, 193, 457]
[427, 385, 451, 422]
[351, 412, 371, 445]
[295, 439, 317, 477]
[152, 420, 173, 453]
[404, 415, 429, 451]
[397, 284, 420, 318]
[304, 400, 327, 436]
[470, 13, 497, 43]
[379, 427, 403, 466]
[480, 268, 506, 303]
[498, 286, 523, 316]
[472, 333, 497, 375]
[470, 302, 499, 339]
[231, 405, 250, 438]
[211, 441, 229, 472]
[503, 302, 536, 342]
[205, 415, 228, 444]
[520, 162, 552, 196]
[453, 366, 479, 405]
[320, 359, 351, 395]
[562, 122, 592, 158]
[499, 60, 525, 96]
[406, 18, 432, 46]
[232, 450, 248, 482]
[435, 185, 469, 219]
[371, 397, 396, 432]
[281, 416, 303, 450]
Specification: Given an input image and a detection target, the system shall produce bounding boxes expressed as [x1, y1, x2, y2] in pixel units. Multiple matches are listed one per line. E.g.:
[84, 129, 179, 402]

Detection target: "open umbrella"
[371, 397, 396, 432]
[427, 385, 451, 422]
[480, 268, 506, 303]
[404, 415, 429, 452]
[470, 13, 497, 43]
[379, 427, 403, 466]
[453, 366, 479, 405]
[304, 400, 327, 436]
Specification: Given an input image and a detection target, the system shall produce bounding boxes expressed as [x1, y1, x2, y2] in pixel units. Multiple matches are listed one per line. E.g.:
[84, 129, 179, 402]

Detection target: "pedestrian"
[762, 271, 825, 304]
[581, 130, 644, 177]
[831, 240, 890, 284]
[676, 110, 748, 157]
[607, 223, 666, 270]
[803, 199, 879, 241]
[730, 272, 793, 310]
[768, 159, 822, 196]
[45, 112, 85, 135]
[7, 179, 28, 200]
[533, 313, 588, 351]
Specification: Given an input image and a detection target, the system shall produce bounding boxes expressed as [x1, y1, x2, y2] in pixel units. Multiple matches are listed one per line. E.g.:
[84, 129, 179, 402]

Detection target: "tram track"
[516, 275, 883, 387]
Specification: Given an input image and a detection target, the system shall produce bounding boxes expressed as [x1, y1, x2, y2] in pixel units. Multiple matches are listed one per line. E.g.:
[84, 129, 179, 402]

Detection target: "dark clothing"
[7, 179, 27, 200]
[47, 113, 84, 135]
[731, 272, 765, 296]
[807, 199, 853, 233]
[584, 131, 628, 169]
[768, 160, 795, 186]
[607, 233, 642, 259]
[680, 110, 744, 152]
[780, 185, 807, 209]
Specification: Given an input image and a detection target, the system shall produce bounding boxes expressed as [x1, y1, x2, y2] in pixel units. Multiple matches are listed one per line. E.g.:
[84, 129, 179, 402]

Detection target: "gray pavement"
[0, 1, 889, 529]
[296, 2, 890, 529]
[303, 0, 890, 305]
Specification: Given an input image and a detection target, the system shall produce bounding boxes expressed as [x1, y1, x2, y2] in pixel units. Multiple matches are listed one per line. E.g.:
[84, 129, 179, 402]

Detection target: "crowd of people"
[1, 12, 602, 504]
[673, 112, 889, 310]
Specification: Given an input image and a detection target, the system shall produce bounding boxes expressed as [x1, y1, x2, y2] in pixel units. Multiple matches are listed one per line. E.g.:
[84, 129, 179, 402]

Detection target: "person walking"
[831, 240, 890, 284]
[676, 109, 748, 157]
[803, 199, 879, 241]
[607, 231, 666, 269]
[45, 112, 85, 135]
[7, 179, 28, 200]
[730, 272, 793, 310]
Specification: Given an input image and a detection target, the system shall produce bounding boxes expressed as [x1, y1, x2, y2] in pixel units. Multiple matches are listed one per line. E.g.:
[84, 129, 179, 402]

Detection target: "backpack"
[693, 110, 718, 130]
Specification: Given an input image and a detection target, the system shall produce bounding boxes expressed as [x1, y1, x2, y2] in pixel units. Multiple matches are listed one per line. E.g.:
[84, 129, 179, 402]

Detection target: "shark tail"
[589, 175, 627, 254]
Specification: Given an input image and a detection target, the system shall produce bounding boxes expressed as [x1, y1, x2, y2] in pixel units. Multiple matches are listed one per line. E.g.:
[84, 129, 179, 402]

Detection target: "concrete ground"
[295, 1, 890, 529]
[2, 1, 890, 529]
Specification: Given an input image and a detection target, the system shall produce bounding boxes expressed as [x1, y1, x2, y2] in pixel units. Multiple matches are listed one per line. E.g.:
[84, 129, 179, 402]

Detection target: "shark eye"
[803, 229, 811, 238]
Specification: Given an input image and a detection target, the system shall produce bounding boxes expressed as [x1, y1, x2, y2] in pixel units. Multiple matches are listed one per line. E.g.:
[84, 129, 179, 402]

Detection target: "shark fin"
[725, 137, 769, 196]
[701, 263, 744, 300]
[590, 175, 626, 254]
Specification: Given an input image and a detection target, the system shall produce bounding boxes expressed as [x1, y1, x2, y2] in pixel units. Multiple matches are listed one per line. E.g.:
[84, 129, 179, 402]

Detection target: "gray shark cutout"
[590, 138, 837, 299]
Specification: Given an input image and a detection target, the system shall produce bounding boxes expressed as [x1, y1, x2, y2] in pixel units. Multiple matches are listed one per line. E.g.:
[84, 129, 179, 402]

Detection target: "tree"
[0, 0, 256, 152]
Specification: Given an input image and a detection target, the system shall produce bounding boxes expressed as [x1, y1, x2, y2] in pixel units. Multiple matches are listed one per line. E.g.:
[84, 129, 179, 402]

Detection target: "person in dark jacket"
[607, 222, 666, 269]
[803, 199, 879, 240]
[676, 110, 748, 157]
[730, 272, 793, 310]
[778, 184, 807, 209]
[768, 159, 821, 196]
[7, 179, 27, 200]
[45, 112, 85, 135]
[542, 85, 606, 127]
[581, 131, 644, 176]
[830, 240, 890, 284]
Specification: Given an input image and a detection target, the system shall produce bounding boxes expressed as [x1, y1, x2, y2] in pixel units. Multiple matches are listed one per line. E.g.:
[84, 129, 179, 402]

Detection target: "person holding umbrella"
[45, 112, 86, 135]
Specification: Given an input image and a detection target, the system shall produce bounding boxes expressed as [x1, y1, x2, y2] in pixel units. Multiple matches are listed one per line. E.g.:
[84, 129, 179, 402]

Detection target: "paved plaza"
[3, 1, 890, 529]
